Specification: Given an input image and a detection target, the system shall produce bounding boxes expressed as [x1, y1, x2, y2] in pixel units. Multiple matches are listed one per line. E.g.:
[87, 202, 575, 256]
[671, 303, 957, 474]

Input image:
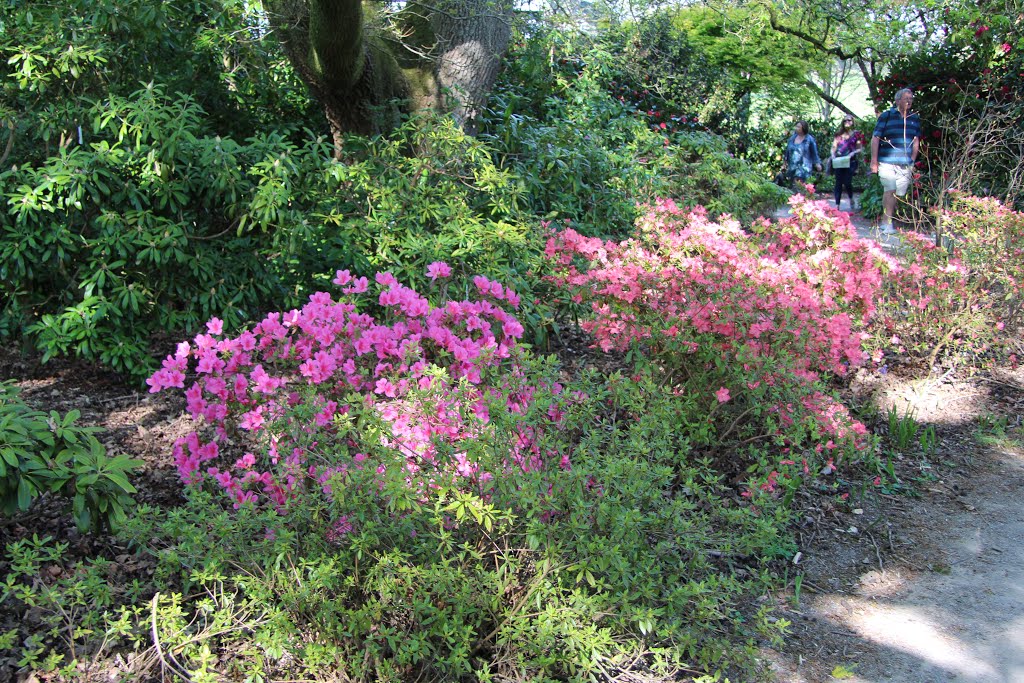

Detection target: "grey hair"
[894, 88, 914, 105]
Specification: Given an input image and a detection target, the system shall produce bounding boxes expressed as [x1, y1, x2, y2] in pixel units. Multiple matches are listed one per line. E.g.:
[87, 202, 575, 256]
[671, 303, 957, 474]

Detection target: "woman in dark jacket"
[831, 116, 864, 211]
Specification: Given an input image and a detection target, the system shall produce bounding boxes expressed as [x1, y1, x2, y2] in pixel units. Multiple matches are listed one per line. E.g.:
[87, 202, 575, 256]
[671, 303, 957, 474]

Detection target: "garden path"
[763, 369, 1024, 682]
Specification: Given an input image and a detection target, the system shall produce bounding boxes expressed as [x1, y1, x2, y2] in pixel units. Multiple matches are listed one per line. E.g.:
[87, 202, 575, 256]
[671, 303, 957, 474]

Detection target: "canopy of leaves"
[671, 6, 821, 98]
[0, 0, 320, 157]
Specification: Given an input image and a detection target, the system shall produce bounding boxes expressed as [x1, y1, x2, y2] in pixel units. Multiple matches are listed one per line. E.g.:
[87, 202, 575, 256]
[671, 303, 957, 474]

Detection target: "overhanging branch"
[764, 3, 862, 61]
[803, 78, 856, 117]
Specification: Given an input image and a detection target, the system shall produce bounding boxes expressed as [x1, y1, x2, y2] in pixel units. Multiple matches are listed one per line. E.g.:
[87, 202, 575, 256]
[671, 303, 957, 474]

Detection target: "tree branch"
[0, 121, 13, 168]
[803, 78, 857, 116]
[764, 3, 862, 60]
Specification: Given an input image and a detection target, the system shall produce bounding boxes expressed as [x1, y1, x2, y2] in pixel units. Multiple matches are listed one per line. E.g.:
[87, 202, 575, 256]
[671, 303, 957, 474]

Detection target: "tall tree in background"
[429, 0, 514, 135]
[263, 0, 512, 154]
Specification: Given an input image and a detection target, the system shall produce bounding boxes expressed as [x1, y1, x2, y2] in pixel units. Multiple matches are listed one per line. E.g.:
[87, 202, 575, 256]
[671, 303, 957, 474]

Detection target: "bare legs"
[882, 190, 897, 226]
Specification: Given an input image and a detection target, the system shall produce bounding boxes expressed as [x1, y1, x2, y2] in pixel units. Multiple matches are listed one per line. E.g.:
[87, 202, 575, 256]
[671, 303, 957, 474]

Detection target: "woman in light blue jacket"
[783, 121, 822, 185]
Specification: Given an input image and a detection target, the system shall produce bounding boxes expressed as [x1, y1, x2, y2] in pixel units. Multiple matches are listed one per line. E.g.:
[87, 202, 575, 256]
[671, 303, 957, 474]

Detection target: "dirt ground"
[2, 338, 1023, 683]
[762, 366, 1024, 683]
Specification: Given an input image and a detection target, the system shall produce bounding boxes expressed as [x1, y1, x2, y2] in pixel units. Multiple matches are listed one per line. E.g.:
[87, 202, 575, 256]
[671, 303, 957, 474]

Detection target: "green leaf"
[103, 472, 136, 494]
[831, 664, 856, 679]
[0, 448, 19, 467]
[74, 507, 92, 534]
[16, 478, 33, 511]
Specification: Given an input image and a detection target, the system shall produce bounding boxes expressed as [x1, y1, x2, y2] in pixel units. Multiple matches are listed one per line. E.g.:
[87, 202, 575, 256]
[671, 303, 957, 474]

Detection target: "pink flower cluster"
[545, 196, 884, 487]
[545, 196, 894, 384]
[871, 195, 1023, 360]
[147, 265, 567, 513]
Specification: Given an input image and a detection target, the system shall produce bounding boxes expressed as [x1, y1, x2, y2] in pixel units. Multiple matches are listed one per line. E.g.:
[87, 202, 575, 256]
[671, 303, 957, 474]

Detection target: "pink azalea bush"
[544, 195, 890, 486]
[871, 195, 1024, 368]
[941, 194, 1024, 331]
[147, 266, 576, 514]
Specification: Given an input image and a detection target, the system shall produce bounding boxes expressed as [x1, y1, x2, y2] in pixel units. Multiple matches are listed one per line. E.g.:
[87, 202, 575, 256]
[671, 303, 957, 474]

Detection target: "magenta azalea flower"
[426, 261, 452, 279]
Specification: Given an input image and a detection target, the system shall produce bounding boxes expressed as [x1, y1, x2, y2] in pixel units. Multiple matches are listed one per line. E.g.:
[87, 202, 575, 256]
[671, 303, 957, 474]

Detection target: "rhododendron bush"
[545, 195, 889, 481]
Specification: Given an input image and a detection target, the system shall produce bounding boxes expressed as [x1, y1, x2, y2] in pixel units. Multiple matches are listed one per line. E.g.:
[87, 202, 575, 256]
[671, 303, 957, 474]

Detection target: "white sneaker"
[880, 223, 896, 235]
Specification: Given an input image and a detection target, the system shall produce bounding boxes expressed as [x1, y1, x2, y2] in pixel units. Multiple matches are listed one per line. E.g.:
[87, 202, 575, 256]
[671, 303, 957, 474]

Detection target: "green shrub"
[326, 116, 538, 295]
[859, 174, 885, 221]
[118, 367, 789, 682]
[482, 40, 788, 234]
[1, 0, 323, 381]
[0, 86, 318, 379]
[941, 194, 1024, 331]
[0, 535, 150, 678]
[0, 382, 140, 532]
[0, 0, 318, 158]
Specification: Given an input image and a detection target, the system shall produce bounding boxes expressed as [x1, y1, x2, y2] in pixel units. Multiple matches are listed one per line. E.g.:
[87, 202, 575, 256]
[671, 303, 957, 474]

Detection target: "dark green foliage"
[482, 37, 787, 235]
[0, 382, 140, 532]
[0, 0, 319, 152]
[859, 174, 885, 221]
[0, 0, 324, 379]
[1, 86, 320, 378]
[3, 25, 787, 379]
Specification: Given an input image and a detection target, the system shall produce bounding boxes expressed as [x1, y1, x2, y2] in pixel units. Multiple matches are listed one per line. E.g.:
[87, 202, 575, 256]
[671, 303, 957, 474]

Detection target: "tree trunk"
[264, 0, 512, 147]
[265, 0, 410, 155]
[804, 78, 858, 118]
[430, 0, 513, 135]
[856, 57, 883, 111]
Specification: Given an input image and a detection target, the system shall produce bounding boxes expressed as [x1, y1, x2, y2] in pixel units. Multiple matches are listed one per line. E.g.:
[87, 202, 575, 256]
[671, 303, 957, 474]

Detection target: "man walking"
[870, 88, 920, 234]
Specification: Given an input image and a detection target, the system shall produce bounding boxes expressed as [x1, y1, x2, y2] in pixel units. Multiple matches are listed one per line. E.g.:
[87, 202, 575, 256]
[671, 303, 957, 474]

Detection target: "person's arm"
[831, 138, 839, 155]
[911, 136, 919, 164]
[870, 110, 887, 173]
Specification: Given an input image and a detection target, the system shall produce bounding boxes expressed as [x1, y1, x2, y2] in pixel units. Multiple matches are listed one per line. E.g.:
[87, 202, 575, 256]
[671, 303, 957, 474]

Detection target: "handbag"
[831, 153, 853, 169]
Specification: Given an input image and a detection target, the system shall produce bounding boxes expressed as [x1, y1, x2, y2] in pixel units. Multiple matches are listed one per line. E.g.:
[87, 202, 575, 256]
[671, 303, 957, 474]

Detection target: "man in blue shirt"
[870, 88, 921, 234]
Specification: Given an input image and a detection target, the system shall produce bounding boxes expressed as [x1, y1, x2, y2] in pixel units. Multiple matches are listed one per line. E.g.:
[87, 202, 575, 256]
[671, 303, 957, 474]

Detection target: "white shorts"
[879, 162, 913, 195]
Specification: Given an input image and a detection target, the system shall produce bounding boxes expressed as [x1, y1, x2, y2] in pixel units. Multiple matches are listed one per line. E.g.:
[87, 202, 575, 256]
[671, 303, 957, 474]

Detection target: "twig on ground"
[151, 593, 191, 682]
[866, 530, 884, 571]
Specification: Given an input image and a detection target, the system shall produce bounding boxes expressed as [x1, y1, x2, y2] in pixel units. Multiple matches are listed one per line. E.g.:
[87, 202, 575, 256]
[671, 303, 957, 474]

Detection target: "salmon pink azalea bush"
[546, 195, 892, 383]
[871, 195, 1024, 368]
[544, 195, 889, 482]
